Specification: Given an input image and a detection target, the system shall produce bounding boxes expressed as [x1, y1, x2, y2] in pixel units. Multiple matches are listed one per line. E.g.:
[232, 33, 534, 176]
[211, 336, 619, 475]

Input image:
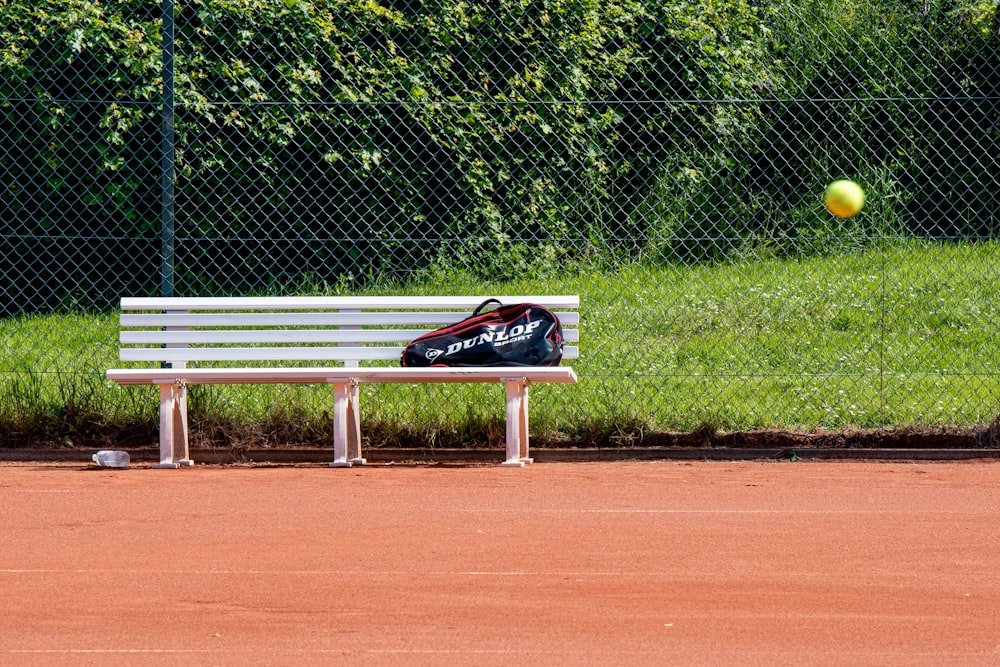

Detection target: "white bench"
[106, 296, 579, 468]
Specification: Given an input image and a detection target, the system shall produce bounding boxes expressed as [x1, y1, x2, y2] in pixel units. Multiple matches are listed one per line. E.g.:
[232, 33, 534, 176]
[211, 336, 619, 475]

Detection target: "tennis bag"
[401, 299, 564, 367]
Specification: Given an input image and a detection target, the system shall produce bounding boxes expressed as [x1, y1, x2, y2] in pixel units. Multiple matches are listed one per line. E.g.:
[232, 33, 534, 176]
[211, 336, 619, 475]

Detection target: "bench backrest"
[118, 296, 579, 368]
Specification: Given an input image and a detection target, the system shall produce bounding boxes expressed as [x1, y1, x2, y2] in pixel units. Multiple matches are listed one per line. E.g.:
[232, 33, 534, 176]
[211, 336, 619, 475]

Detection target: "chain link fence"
[2, 0, 999, 447]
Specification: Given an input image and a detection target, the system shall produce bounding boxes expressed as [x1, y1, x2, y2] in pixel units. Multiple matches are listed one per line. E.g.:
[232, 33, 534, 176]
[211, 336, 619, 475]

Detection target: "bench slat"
[121, 295, 580, 311]
[121, 347, 405, 362]
[120, 345, 580, 363]
[121, 328, 580, 345]
[122, 329, 437, 345]
[120, 311, 580, 328]
[107, 366, 579, 385]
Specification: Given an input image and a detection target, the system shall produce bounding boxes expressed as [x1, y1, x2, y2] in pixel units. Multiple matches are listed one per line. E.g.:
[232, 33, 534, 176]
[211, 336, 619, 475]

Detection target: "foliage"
[729, 0, 999, 252]
[0, 0, 997, 302]
[2, 0, 786, 297]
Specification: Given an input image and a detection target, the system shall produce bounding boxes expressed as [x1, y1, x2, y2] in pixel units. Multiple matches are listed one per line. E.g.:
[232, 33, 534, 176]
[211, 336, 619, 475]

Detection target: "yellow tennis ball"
[823, 179, 865, 218]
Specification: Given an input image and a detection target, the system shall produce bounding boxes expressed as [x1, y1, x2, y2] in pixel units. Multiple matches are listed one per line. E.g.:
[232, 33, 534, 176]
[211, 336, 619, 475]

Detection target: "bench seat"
[106, 296, 579, 468]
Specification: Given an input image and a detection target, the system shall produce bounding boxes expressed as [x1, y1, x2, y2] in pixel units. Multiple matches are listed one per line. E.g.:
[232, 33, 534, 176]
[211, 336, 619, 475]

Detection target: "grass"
[2, 239, 1000, 449]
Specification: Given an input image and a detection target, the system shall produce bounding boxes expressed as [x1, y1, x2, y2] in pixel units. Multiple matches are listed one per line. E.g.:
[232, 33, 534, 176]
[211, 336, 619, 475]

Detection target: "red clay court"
[2, 460, 999, 665]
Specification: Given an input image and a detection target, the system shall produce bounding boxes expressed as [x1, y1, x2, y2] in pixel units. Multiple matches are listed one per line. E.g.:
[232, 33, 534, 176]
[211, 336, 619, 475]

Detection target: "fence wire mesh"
[2, 0, 999, 445]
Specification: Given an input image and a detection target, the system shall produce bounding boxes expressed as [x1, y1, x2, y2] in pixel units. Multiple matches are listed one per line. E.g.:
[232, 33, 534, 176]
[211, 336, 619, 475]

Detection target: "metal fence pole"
[160, 0, 176, 298]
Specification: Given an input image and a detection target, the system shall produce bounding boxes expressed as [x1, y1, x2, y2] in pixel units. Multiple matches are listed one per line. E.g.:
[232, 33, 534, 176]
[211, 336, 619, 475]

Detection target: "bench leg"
[330, 380, 364, 467]
[346, 382, 365, 465]
[156, 381, 192, 469]
[502, 380, 532, 467]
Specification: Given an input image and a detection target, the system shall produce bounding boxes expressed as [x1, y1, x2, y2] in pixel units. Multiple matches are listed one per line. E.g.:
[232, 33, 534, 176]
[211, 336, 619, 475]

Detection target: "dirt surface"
[3, 460, 1000, 665]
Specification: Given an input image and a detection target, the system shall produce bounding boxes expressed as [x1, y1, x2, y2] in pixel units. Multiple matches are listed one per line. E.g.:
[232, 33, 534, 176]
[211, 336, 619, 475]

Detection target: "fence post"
[160, 0, 176, 298]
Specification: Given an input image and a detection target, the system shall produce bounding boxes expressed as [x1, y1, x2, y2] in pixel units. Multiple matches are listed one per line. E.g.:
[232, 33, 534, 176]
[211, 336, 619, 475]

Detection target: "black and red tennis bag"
[401, 299, 564, 367]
